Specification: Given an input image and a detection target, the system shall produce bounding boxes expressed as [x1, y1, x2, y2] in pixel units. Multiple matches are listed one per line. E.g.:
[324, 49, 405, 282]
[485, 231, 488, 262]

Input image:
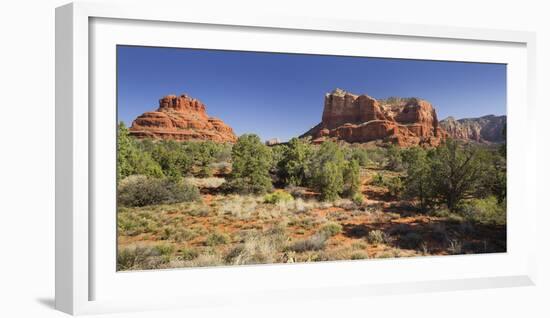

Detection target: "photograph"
[116, 45, 507, 271]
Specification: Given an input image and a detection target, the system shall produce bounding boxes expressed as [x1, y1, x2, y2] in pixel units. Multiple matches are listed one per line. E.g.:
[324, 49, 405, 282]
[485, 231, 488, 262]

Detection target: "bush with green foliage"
[371, 173, 385, 186]
[384, 176, 404, 197]
[150, 140, 193, 179]
[385, 145, 404, 171]
[276, 137, 313, 186]
[308, 141, 346, 201]
[402, 140, 498, 212]
[460, 196, 506, 225]
[225, 134, 273, 194]
[365, 147, 386, 168]
[182, 141, 232, 177]
[348, 147, 370, 167]
[429, 140, 486, 211]
[117, 123, 164, 180]
[319, 222, 343, 237]
[264, 190, 294, 204]
[117, 175, 200, 207]
[479, 149, 507, 203]
[352, 192, 365, 205]
[343, 159, 361, 197]
[402, 147, 434, 210]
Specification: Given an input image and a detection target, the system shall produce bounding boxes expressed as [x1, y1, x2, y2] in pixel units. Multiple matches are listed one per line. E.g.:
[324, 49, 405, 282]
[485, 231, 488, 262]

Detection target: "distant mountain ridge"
[439, 115, 506, 143]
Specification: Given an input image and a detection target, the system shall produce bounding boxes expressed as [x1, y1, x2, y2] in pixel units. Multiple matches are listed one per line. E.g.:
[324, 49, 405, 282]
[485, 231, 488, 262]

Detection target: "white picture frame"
[55, 1, 537, 315]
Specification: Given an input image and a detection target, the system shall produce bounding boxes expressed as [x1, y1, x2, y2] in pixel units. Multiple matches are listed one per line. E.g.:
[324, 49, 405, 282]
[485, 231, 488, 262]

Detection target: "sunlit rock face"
[302, 89, 445, 146]
[129, 93, 237, 143]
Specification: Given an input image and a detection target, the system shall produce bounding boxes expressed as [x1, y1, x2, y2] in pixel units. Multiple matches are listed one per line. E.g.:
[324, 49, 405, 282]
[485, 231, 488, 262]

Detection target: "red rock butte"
[301, 88, 447, 146]
[129, 94, 237, 143]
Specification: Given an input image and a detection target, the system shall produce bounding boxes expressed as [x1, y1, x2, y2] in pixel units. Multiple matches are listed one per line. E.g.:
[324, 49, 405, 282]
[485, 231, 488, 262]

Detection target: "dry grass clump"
[171, 253, 224, 268]
[117, 209, 160, 236]
[287, 233, 328, 253]
[159, 225, 200, 242]
[224, 226, 288, 265]
[117, 243, 174, 271]
[212, 195, 260, 220]
[367, 230, 389, 245]
[447, 239, 463, 255]
[205, 232, 230, 246]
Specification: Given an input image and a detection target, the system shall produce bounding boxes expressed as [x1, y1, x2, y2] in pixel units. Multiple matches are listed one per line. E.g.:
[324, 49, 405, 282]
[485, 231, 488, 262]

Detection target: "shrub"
[226, 134, 273, 194]
[365, 147, 386, 168]
[151, 140, 193, 179]
[343, 159, 361, 197]
[288, 233, 328, 252]
[154, 243, 175, 256]
[173, 228, 199, 242]
[117, 122, 164, 180]
[461, 196, 506, 225]
[316, 161, 344, 201]
[277, 137, 313, 186]
[367, 230, 387, 245]
[352, 192, 365, 205]
[384, 176, 403, 197]
[205, 232, 230, 246]
[117, 175, 200, 207]
[350, 252, 369, 260]
[308, 141, 346, 201]
[117, 209, 159, 236]
[224, 227, 287, 265]
[117, 245, 170, 271]
[319, 222, 343, 237]
[371, 173, 384, 186]
[430, 140, 486, 211]
[264, 190, 294, 204]
[402, 140, 491, 212]
[348, 147, 370, 167]
[177, 247, 199, 261]
[402, 147, 433, 211]
[447, 239, 463, 255]
[385, 145, 404, 171]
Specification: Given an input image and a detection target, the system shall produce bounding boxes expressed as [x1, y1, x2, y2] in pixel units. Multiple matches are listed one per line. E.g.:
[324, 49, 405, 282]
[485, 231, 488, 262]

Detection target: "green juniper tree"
[343, 159, 361, 197]
[277, 137, 313, 186]
[117, 122, 163, 181]
[226, 134, 273, 194]
[309, 141, 346, 201]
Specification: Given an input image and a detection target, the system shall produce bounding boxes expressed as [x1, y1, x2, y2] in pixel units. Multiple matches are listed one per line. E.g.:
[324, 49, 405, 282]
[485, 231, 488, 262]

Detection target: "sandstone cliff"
[439, 115, 506, 143]
[129, 94, 237, 143]
[302, 89, 445, 146]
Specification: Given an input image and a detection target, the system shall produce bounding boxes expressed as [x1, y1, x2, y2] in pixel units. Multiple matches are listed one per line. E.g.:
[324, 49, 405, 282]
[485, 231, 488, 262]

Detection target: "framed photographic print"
[56, 1, 537, 315]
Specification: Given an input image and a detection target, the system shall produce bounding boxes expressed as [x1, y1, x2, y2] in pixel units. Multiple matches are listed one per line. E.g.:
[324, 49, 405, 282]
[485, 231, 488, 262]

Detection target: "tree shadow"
[341, 217, 506, 255]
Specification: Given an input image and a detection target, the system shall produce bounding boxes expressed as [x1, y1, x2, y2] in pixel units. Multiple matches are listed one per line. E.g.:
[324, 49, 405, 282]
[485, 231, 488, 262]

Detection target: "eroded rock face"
[129, 94, 237, 143]
[302, 89, 445, 146]
[439, 115, 506, 143]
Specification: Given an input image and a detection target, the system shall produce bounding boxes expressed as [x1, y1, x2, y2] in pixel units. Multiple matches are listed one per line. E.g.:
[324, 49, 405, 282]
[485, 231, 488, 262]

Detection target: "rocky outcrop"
[439, 115, 506, 143]
[302, 89, 445, 146]
[129, 94, 237, 143]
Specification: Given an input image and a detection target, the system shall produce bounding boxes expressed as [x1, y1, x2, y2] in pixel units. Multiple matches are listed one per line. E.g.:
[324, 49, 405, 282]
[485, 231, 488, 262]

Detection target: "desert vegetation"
[117, 123, 506, 271]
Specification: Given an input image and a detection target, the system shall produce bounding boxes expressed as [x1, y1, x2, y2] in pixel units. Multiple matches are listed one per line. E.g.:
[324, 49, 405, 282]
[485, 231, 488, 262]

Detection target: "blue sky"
[118, 45, 506, 142]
